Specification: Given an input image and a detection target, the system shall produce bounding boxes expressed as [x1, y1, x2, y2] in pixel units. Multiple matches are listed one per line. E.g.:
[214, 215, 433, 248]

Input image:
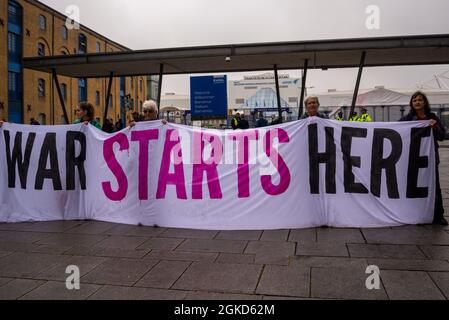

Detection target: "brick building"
[1, 0, 148, 126]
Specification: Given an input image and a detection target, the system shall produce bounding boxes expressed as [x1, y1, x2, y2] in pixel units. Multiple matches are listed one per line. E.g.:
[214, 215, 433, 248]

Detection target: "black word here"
[3, 130, 86, 190]
[308, 124, 431, 199]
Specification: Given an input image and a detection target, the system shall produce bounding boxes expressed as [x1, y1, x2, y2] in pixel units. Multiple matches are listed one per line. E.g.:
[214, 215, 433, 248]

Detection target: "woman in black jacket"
[400, 91, 447, 225]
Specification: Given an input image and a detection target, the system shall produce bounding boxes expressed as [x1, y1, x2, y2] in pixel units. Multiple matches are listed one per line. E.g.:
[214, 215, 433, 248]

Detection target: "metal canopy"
[23, 34, 449, 78]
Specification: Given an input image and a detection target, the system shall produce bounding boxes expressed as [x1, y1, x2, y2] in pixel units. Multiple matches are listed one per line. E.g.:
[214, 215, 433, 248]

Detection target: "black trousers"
[434, 166, 445, 221]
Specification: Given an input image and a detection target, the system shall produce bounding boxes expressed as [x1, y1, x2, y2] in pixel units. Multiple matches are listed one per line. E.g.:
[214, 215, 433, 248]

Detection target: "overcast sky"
[41, 0, 449, 95]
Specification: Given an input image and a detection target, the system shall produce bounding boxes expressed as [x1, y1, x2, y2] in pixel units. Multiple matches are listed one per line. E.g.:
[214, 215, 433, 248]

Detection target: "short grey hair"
[304, 96, 320, 106]
[142, 100, 158, 113]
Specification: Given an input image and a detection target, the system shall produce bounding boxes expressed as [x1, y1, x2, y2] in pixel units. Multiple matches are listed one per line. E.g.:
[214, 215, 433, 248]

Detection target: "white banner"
[0, 118, 435, 229]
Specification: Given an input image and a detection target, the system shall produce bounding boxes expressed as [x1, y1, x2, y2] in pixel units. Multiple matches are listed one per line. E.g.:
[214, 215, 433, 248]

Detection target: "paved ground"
[1, 145, 449, 300]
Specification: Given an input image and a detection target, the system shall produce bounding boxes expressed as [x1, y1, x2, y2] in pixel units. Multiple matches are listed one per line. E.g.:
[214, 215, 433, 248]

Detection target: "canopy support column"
[52, 68, 69, 124]
[349, 51, 366, 119]
[103, 72, 114, 126]
[157, 63, 164, 118]
[274, 64, 282, 123]
[298, 59, 308, 119]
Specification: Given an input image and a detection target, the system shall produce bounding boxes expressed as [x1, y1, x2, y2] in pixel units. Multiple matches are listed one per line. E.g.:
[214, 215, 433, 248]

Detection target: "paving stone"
[95, 235, 148, 250]
[0, 230, 51, 243]
[256, 265, 310, 297]
[144, 250, 218, 262]
[88, 285, 187, 300]
[135, 260, 191, 289]
[176, 239, 247, 254]
[101, 224, 135, 235]
[81, 258, 159, 286]
[348, 244, 426, 259]
[0, 252, 68, 278]
[0, 279, 46, 300]
[94, 247, 151, 259]
[161, 228, 219, 239]
[262, 295, 306, 300]
[63, 246, 102, 256]
[296, 242, 349, 257]
[260, 230, 289, 241]
[186, 291, 262, 300]
[381, 270, 445, 300]
[0, 277, 13, 287]
[215, 230, 262, 241]
[288, 228, 316, 243]
[311, 266, 388, 300]
[0, 242, 37, 252]
[64, 221, 117, 234]
[20, 281, 101, 300]
[245, 241, 295, 265]
[34, 255, 108, 281]
[173, 262, 262, 294]
[429, 272, 449, 299]
[36, 233, 107, 247]
[0, 251, 12, 258]
[216, 253, 255, 264]
[27, 244, 73, 255]
[0, 221, 83, 233]
[419, 245, 449, 260]
[317, 228, 365, 243]
[121, 226, 167, 237]
[367, 258, 449, 272]
[137, 237, 184, 251]
[290, 256, 368, 269]
[361, 227, 449, 245]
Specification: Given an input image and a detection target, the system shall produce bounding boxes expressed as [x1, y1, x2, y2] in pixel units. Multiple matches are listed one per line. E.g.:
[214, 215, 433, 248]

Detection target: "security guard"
[335, 111, 344, 121]
[349, 111, 359, 122]
[359, 108, 372, 122]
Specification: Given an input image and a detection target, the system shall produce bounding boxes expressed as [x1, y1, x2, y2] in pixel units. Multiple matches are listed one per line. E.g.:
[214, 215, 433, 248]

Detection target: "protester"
[129, 100, 167, 127]
[301, 96, 326, 119]
[231, 113, 241, 130]
[238, 114, 250, 129]
[102, 118, 114, 133]
[29, 118, 40, 125]
[255, 113, 269, 127]
[114, 118, 124, 132]
[74, 102, 102, 129]
[400, 91, 447, 225]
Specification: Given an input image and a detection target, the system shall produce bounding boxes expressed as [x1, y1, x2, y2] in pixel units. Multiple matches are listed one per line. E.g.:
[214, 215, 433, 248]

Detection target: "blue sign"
[190, 75, 228, 117]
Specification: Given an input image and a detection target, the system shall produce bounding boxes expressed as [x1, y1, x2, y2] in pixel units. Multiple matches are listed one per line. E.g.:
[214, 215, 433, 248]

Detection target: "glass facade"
[7, 1, 23, 123]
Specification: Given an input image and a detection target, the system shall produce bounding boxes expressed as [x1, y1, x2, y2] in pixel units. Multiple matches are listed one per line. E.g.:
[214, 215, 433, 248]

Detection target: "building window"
[8, 2, 21, 25]
[140, 80, 143, 92]
[38, 79, 45, 97]
[61, 83, 67, 102]
[109, 48, 113, 52]
[78, 33, 87, 54]
[130, 78, 134, 88]
[37, 42, 45, 56]
[78, 78, 87, 102]
[39, 15, 46, 31]
[8, 32, 21, 63]
[61, 25, 68, 40]
[96, 42, 101, 53]
[95, 91, 100, 106]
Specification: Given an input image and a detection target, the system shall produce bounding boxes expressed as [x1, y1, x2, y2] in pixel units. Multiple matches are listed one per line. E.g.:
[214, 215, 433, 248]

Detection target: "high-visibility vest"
[349, 115, 359, 122]
[335, 116, 344, 121]
[359, 113, 372, 122]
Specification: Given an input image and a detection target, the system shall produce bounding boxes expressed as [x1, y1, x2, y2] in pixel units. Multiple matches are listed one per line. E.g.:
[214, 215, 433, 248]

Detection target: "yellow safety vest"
[359, 113, 372, 122]
[349, 116, 359, 122]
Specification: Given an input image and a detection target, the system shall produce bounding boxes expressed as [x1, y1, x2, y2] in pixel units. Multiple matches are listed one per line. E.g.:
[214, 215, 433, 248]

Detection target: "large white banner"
[0, 118, 435, 229]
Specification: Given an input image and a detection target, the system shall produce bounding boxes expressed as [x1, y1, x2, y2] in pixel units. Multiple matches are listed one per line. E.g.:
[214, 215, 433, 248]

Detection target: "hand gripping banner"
[0, 118, 435, 229]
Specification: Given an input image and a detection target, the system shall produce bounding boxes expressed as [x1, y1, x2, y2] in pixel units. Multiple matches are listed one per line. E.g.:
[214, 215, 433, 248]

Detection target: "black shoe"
[433, 217, 448, 226]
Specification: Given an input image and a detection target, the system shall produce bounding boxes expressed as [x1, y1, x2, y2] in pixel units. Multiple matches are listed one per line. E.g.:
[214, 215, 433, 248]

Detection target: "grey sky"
[40, 0, 449, 95]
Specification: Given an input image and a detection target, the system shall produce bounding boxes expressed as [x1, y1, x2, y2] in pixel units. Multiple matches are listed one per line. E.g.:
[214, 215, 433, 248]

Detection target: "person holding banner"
[73, 102, 102, 129]
[400, 91, 447, 225]
[129, 100, 167, 127]
[300, 96, 327, 119]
